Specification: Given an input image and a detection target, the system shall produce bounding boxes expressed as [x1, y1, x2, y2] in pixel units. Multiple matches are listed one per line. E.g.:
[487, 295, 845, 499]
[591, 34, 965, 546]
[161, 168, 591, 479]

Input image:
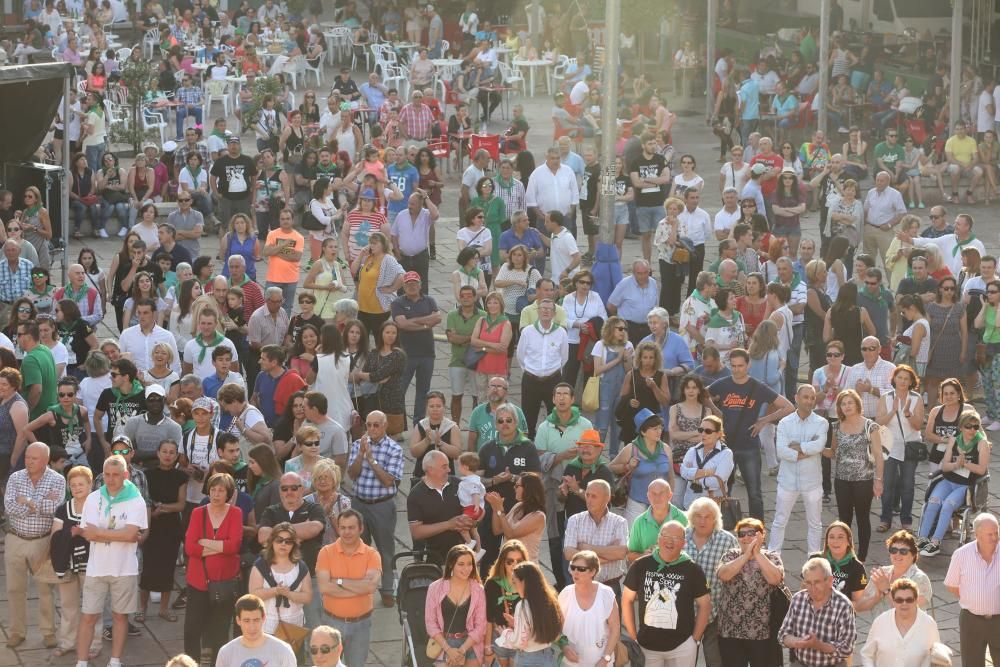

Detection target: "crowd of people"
[2, 1, 1000, 667]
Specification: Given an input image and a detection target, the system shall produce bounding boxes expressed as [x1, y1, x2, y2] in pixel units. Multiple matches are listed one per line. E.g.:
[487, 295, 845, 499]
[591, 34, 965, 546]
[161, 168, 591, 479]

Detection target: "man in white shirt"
[216, 595, 297, 667]
[678, 188, 713, 290]
[546, 211, 580, 285]
[183, 309, 239, 377]
[863, 171, 908, 273]
[526, 146, 579, 234]
[74, 454, 148, 667]
[714, 188, 741, 240]
[459, 149, 489, 222]
[769, 385, 829, 554]
[516, 300, 568, 436]
[750, 59, 781, 95]
[569, 74, 595, 107]
[118, 298, 181, 376]
[909, 213, 986, 277]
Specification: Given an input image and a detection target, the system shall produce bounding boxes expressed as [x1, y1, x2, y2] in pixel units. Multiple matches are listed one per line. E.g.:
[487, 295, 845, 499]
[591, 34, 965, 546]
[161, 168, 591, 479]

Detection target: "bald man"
[845, 335, 896, 418]
[53, 263, 104, 326]
[4, 442, 64, 648]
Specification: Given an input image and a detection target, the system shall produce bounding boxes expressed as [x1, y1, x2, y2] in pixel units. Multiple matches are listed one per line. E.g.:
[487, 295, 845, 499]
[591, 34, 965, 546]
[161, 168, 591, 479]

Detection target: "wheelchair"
[917, 472, 990, 545]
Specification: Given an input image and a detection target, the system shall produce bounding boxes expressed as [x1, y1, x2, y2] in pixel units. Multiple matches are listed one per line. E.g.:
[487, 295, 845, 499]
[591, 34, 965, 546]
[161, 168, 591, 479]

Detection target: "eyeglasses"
[861, 346, 879, 352]
[310, 645, 338, 655]
[577, 280, 592, 285]
[178, 198, 192, 203]
[887, 546, 913, 555]
[273, 536, 295, 545]
[111, 448, 131, 456]
[826, 351, 842, 358]
[737, 529, 760, 538]
[893, 596, 916, 604]
[280, 484, 302, 492]
[109, 371, 121, 377]
[58, 392, 76, 398]
[302, 440, 321, 447]
[496, 417, 515, 424]
[697, 427, 718, 434]
[962, 423, 980, 430]
[569, 564, 592, 572]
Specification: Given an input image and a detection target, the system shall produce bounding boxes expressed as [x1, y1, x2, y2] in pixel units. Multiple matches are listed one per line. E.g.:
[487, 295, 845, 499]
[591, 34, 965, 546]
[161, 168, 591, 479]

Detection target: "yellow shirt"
[357, 255, 383, 314]
[945, 135, 978, 164]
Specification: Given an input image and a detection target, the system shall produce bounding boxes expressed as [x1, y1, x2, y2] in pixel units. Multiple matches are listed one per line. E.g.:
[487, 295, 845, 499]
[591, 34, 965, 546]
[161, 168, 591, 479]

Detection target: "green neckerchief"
[825, 549, 854, 574]
[186, 165, 202, 182]
[51, 402, 79, 435]
[25, 203, 42, 218]
[652, 548, 692, 571]
[568, 455, 606, 475]
[495, 174, 517, 193]
[112, 379, 144, 405]
[210, 129, 227, 140]
[956, 429, 983, 453]
[99, 479, 140, 514]
[692, 289, 712, 306]
[31, 284, 55, 298]
[459, 265, 481, 280]
[546, 406, 581, 428]
[954, 233, 978, 256]
[707, 308, 739, 329]
[62, 282, 88, 303]
[231, 275, 250, 288]
[195, 331, 226, 363]
[317, 162, 338, 175]
[492, 575, 520, 607]
[254, 474, 273, 496]
[632, 434, 664, 462]
[482, 311, 508, 331]
[783, 274, 802, 291]
[58, 319, 80, 345]
[534, 320, 559, 335]
[88, 103, 104, 118]
[497, 432, 530, 451]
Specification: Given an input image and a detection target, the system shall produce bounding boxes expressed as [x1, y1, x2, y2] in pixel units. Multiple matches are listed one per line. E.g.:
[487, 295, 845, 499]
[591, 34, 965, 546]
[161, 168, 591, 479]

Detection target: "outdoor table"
[450, 129, 475, 170]
[479, 84, 512, 124]
[511, 58, 552, 97]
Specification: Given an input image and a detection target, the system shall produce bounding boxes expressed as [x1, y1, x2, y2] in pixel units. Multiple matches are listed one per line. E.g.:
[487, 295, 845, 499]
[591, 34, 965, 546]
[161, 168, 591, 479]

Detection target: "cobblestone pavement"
[1, 48, 999, 667]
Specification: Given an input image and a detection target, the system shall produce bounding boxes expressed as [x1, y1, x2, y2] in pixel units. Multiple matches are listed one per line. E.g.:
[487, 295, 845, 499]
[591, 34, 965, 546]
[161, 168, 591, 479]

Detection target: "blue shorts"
[771, 221, 801, 238]
[614, 203, 630, 225]
[493, 642, 517, 659]
[636, 206, 662, 233]
[436, 636, 476, 663]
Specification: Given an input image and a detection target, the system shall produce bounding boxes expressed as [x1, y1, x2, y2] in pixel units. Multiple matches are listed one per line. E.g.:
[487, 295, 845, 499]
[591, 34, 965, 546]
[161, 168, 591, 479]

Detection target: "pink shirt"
[424, 578, 487, 662]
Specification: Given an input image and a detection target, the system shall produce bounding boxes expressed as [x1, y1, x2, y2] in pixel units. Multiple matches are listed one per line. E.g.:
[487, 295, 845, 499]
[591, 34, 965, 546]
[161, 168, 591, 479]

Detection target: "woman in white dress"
[311, 322, 354, 434]
[860, 578, 939, 667]
[557, 550, 620, 667]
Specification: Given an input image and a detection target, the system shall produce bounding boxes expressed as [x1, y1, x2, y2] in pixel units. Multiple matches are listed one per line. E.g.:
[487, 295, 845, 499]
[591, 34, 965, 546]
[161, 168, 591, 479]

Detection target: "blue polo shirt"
[387, 162, 419, 216]
[608, 276, 660, 324]
[642, 331, 695, 370]
[738, 78, 760, 120]
[771, 93, 798, 119]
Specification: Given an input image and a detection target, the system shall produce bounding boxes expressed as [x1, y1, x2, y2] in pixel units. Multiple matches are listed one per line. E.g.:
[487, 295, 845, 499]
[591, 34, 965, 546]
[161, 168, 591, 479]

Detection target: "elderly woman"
[304, 459, 352, 544]
[716, 518, 784, 667]
[248, 521, 313, 635]
[425, 544, 487, 667]
[610, 407, 674, 524]
[856, 531, 932, 613]
[51, 465, 101, 659]
[654, 196, 687, 315]
[562, 270, 607, 388]
[558, 550, 621, 667]
[860, 578, 940, 667]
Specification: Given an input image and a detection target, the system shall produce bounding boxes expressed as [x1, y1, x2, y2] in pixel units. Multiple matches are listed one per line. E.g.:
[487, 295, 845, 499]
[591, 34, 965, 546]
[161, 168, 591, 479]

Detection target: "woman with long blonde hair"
[748, 319, 784, 474]
[592, 316, 634, 455]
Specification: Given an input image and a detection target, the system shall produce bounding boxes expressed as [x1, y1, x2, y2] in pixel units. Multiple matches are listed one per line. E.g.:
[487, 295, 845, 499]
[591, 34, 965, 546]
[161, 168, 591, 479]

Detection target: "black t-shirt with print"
[809, 551, 868, 598]
[622, 555, 709, 652]
[629, 153, 667, 207]
[580, 162, 601, 214]
[211, 154, 258, 200]
[479, 438, 541, 511]
[95, 388, 146, 443]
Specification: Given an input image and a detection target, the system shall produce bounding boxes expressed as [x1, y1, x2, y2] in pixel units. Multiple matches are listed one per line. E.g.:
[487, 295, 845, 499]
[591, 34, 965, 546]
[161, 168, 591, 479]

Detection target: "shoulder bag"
[514, 268, 539, 311]
[426, 589, 463, 659]
[254, 558, 310, 653]
[463, 319, 487, 370]
[301, 203, 326, 231]
[202, 507, 240, 606]
[704, 473, 742, 531]
[895, 394, 927, 462]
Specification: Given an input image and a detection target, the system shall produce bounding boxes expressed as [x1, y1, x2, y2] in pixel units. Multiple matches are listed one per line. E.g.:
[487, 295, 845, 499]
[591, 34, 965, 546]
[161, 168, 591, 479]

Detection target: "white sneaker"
[987, 420, 1000, 431]
[97, 228, 109, 238]
[117, 225, 128, 237]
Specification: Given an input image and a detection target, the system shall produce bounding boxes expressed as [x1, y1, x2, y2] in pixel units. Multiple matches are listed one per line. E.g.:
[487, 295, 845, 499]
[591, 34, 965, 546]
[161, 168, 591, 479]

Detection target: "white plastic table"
[511, 58, 553, 97]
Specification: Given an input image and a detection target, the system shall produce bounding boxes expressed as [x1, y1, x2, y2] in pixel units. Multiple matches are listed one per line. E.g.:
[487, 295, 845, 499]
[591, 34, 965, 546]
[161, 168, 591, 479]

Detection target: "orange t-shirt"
[316, 540, 382, 617]
[265, 227, 304, 284]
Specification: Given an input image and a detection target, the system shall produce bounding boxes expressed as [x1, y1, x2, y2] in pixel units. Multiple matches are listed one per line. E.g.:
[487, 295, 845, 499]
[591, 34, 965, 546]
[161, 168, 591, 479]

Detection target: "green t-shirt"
[535, 415, 594, 454]
[445, 307, 485, 367]
[21, 345, 58, 420]
[627, 504, 689, 554]
[874, 142, 905, 170]
[799, 33, 817, 63]
[468, 402, 528, 450]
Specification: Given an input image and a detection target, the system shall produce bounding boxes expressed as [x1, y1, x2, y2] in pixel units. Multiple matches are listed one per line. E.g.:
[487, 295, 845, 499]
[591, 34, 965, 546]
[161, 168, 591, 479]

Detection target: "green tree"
[108, 59, 160, 153]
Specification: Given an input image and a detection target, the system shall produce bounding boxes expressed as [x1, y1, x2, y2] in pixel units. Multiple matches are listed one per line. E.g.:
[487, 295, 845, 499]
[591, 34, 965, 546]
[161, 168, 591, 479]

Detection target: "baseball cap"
[193, 397, 214, 413]
[162, 140, 178, 152]
[360, 188, 376, 200]
[227, 135, 241, 144]
[403, 271, 421, 283]
[750, 163, 768, 176]
[145, 384, 165, 398]
[111, 434, 132, 447]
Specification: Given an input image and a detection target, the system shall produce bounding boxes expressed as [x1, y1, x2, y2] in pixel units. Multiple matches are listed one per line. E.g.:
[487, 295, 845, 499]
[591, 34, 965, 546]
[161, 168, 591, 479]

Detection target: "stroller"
[395, 550, 443, 667]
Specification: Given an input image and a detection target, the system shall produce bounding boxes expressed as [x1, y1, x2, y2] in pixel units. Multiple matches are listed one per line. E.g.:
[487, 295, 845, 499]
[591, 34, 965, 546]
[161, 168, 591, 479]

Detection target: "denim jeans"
[784, 323, 804, 401]
[101, 200, 129, 229]
[919, 478, 969, 541]
[732, 447, 764, 519]
[400, 355, 435, 423]
[880, 457, 917, 526]
[516, 647, 557, 667]
[739, 119, 758, 147]
[70, 199, 102, 232]
[176, 105, 203, 139]
[84, 143, 105, 173]
[266, 281, 298, 315]
[191, 191, 213, 219]
[324, 612, 372, 667]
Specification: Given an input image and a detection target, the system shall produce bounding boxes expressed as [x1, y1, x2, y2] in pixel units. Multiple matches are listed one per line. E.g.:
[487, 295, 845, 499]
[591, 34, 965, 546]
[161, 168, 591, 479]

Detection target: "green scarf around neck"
[707, 308, 739, 329]
[546, 406, 581, 428]
[24, 203, 42, 218]
[492, 576, 520, 607]
[653, 548, 692, 571]
[51, 403, 79, 434]
[496, 174, 516, 192]
[63, 282, 89, 303]
[692, 289, 712, 306]
[459, 265, 481, 280]
[195, 331, 226, 363]
[568, 455, 606, 475]
[100, 479, 140, 514]
[112, 379, 144, 405]
[482, 311, 508, 331]
[186, 165, 202, 182]
[954, 233, 978, 256]
[956, 429, 983, 453]
[632, 434, 664, 462]
[825, 549, 854, 574]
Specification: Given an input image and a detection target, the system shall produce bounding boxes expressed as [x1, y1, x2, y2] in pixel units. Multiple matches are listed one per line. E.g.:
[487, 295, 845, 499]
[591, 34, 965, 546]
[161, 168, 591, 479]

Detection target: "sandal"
[134, 611, 146, 623]
[876, 523, 890, 533]
[158, 611, 178, 623]
[53, 647, 73, 657]
[88, 646, 102, 660]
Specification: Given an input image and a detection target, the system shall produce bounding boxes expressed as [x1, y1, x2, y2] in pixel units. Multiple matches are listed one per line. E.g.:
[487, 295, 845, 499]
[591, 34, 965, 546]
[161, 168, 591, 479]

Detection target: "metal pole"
[706, 0, 717, 120]
[817, 0, 830, 134]
[531, 0, 541, 48]
[61, 74, 70, 285]
[949, 0, 963, 130]
[598, 0, 620, 246]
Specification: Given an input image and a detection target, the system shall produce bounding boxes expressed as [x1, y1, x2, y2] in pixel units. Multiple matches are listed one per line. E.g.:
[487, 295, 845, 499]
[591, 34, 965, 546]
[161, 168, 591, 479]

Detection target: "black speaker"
[1, 161, 65, 246]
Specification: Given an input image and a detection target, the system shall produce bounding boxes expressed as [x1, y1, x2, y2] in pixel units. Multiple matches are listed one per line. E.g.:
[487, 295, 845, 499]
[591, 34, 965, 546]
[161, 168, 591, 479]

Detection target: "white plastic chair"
[142, 27, 159, 59]
[383, 63, 406, 99]
[552, 55, 573, 89]
[440, 39, 450, 57]
[351, 37, 372, 71]
[498, 61, 525, 97]
[142, 107, 168, 144]
[116, 46, 133, 62]
[282, 56, 307, 89]
[204, 80, 231, 117]
[304, 57, 324, 85]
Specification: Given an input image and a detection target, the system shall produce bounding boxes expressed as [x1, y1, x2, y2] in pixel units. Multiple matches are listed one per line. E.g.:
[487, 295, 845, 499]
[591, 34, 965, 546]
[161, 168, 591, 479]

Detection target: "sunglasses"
[861, 346, 879, 352]
[280, 484, 302, 492]
[737, 529, 760, 538]
[887, 546, 912, 555]
[697, 427, 718, 434]
[17, 307, 31, 313]
[8, 227, 20, 232]
[273, 536, 295, 545]
[893, 596, 916, 604]
[111, 448, 131, 456]
[110, 371, 121, 377]
[58, 392, 76, 398]
[962, 423, 980, 429]
[741, 203, 756, 208]
[302, 440, 321, 447]
[496, 417, 515, 424]
[826, 352, 842, 358]
[569, 564, 592, 572]
[310, 645, 337, 655]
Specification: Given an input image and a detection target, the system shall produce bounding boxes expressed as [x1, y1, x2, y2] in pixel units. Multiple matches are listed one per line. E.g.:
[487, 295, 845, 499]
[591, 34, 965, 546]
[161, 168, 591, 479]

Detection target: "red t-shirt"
[750, 152, 783, 196]
[274, 371, 307, 418]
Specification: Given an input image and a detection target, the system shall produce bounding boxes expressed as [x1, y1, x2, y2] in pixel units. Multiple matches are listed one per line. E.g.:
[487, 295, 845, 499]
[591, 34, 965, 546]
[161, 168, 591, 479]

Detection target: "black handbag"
[301, 206, 326, 231]
[895, 401, 928, 463]
[202, 508, 240, 605]
[463, 319, 486, 370]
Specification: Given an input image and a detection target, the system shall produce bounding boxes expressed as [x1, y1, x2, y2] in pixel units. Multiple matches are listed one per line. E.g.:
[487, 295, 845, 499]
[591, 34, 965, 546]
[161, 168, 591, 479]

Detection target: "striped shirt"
[0, 257, 34, 302]
[348, 435, 404, 501]
[845, 359, 896, 418]
[563, 508, 629, 582]
[777, 589, 857, 667]
[944, 540, 1000, 616]
[3, 468, 66, 538]
[397, 102, 435, 141]
[685, 527, 738, 623]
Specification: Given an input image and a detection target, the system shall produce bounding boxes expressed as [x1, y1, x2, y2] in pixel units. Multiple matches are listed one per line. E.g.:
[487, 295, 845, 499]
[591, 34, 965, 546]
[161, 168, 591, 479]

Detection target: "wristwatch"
[337, 578, 344, 588]
[603, 655, 613, 663]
